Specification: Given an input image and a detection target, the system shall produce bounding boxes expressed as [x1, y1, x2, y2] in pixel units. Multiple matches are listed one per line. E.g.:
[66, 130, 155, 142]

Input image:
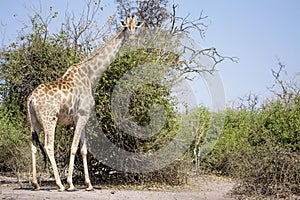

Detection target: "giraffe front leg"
[67, 116, 89, 191]
[80, 133, 93, 191]
[66, 138, 80, 191]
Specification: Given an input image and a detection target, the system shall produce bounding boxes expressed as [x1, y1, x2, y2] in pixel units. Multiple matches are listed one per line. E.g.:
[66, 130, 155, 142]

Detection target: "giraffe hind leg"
[44, 121, 65, 192]
[30, 137, 40, 191]
[80, 133, 93, 191]
[28, 100, 41, 190]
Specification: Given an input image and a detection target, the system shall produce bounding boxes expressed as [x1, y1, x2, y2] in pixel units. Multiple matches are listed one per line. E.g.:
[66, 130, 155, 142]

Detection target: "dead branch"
[268, 58, 300, 105]
[177, 46, 238, 79]
[170, 4, 208, 38]
[62, 0, 105, 54]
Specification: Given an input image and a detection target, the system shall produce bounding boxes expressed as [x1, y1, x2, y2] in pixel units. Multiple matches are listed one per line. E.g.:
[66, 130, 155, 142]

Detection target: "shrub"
[199, 96, 300, 198]
[233, 145, 300, 198]
[0, 107, 31, 174]
[84, 48, 188, 184]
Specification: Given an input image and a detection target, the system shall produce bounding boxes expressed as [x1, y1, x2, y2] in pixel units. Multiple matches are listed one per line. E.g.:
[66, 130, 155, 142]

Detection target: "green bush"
[83, 48, 189, 185]
[94, 49, 179, 152]
[199, 96, 300, 198]
[0, 107, 31, 173]
[259, 99, 300, 150]
[0, 15, 84, 118]
[198, 109, 250, 175]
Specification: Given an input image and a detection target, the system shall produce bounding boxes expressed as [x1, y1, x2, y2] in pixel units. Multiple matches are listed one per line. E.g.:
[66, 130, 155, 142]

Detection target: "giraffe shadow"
[9, 179, 59, 191]
[13, 187, 56, 191]
[11, 179, 101, 191]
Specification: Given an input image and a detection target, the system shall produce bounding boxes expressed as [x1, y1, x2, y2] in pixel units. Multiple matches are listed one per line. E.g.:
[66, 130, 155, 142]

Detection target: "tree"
[115, 0, 237, 77]
[0, 0, 236, 183]
[116, 0, 169, 28]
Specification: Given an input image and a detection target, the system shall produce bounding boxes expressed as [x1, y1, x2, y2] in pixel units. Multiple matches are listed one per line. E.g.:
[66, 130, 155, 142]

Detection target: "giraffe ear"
[120, 21, 127, 27]
[136, 21, 143, 27]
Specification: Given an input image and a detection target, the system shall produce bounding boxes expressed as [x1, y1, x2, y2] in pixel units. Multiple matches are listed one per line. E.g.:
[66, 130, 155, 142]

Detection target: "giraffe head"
[120, 16, 143, 39]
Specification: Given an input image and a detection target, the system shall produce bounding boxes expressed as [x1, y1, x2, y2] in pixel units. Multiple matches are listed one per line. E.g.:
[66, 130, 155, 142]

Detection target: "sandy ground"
[0, 175, 235, 200]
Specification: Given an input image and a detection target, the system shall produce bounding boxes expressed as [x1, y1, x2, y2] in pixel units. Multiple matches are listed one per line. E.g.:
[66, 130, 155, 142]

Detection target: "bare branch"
[234, 92, 260, 110]
[268, 57, 300, 105]
[115, 0, 238, 83]
[62, 0, 105, 54]
[175, 46, 238, 80]
[170, 4, 208, 38]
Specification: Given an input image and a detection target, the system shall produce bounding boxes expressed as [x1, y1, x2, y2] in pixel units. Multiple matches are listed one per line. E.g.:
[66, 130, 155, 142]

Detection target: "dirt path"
[1, 175, 235, 200]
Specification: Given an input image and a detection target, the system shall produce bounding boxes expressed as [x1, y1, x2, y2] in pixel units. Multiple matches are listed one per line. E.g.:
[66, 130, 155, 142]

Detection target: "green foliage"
[94, 48, 179, 151]
[0, 106, 31, 173]
[191, 66, 300, 198]
[0, 15, 85, 120]
[87, 48, 184, 184]
[199, 96, 300, 198]
[259, 99, 300, 150]
[197, 108, 253, 176]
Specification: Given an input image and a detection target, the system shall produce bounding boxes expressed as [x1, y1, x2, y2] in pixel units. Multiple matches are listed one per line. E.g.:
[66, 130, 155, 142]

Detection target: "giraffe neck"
[80, 29, 127, 86]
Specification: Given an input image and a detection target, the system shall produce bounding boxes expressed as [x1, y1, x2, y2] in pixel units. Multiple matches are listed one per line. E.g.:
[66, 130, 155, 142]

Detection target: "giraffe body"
[27, 17, 142, 191]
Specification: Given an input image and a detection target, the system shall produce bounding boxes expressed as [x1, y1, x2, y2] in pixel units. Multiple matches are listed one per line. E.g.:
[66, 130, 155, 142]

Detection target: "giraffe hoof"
[85, 186, 94, 191]
[32, 183, 40, 191]
[67, 187, 78, 192]
[58, 187, 66, 192]
[32, 187, 40, 191]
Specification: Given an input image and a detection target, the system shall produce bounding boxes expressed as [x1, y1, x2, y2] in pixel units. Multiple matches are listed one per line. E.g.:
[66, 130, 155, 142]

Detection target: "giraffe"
[26, 16, 142, 192]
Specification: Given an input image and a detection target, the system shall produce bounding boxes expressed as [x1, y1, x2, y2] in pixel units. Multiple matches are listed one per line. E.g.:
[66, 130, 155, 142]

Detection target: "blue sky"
[187, 0, 300, 105]
[1, 0, 299, 106]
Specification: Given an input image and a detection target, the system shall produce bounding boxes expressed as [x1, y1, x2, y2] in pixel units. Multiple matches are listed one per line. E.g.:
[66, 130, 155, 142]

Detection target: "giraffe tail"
[29, 100, 48, 169]
[32, 130, 47, 169]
